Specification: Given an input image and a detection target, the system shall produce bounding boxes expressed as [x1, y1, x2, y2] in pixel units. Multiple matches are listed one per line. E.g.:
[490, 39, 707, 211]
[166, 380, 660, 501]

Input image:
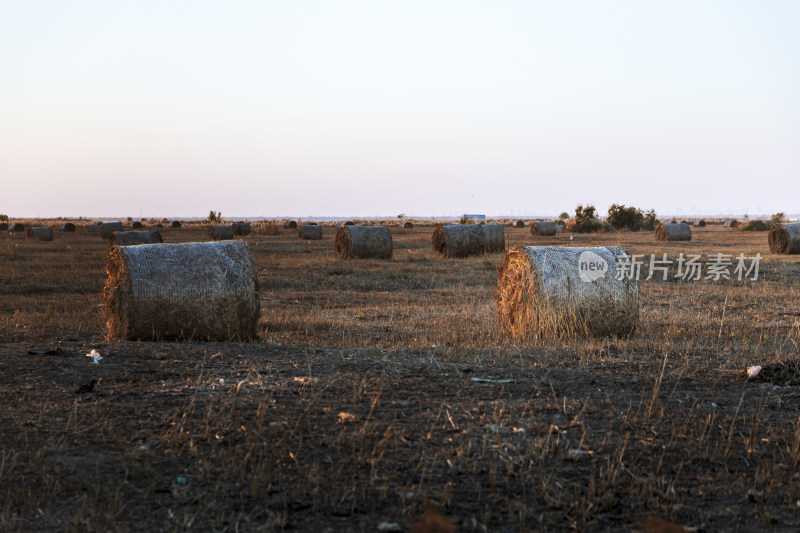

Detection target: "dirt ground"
[1, 222, 799, 532]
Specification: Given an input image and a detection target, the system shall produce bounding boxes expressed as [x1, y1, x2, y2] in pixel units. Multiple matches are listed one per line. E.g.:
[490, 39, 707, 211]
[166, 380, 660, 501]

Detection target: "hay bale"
[283, 220, 298, 229]
[402, 221, 413, 228]
[100, 222, 124, 239]
[655, 222, 691, 241]
[170, 221, 182, 228]
[496, 246, 638, 339]
[110, 230, 163, 247]
[232, 222, 251, 236]
[768, 222, 800, 254]
[335, 225, 392, 259]
[87, 224, 100, 233]
[693, 220, 706, 227]
[103, 241, 259, 341]
[131, 221, 143, 229]
[530, 221, 557, 236]
[299, 225, 323, 240]
[26, 227, 53, 241]
[0, 223, 8, 231]
[8, 223, 24, 233]
[723, 219, 739, 228]
[209, 225, 234, 240]
[60, 222, 76, 232]
[342, 220, 355, 226]
[514, 220, 524, 228]
[431, 224, 484, 258]
[482, 223, 505, 253]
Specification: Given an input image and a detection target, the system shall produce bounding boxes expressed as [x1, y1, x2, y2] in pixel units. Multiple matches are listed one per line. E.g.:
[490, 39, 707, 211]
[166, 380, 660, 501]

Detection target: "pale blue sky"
[2, 1, 799, 219]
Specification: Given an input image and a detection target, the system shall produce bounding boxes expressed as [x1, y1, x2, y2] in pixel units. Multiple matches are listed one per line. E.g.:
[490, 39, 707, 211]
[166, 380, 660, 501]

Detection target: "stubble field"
[1, 222, 799, 532]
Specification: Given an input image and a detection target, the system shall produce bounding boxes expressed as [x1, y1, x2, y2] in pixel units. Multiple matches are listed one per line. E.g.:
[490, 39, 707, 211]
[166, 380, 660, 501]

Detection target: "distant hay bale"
[87, 224, 100, 233]
[110, 230, 163, 246]
[60, 222, 76, 232]
[8, 223, 24, 233]
[723, 219, 739, 228]
[100, 222, 124, 239]
[232, 222, 251, 236]
[655, 222, 691, 241]
[283, 220, 298, 229]
[0, 223, 8, 231]
[335, 225, 392, 259]
[402, 221, 413, 229]
[768, 222, 800, 255]
[103, 241, 260, 341]
[27, 227, 53, 241]
[342, 220, 355, 226]
[496, 246, 638, 339]
[482, 223, 505, 253]
[555, 225, 564, 234]
[514, 220, 524, 228]
[209, 225, 234, 240]
[431, 224, 484, 258]
[299, 224, 323, 240]
[530, 221, 557, 236]
[693, 220, 706, 227]
[170, 221, 182, 228]
[131, 221, 143, 229]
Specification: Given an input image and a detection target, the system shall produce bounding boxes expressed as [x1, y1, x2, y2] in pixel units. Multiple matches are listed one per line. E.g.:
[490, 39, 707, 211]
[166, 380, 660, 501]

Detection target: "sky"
[2, 1, 799, 219]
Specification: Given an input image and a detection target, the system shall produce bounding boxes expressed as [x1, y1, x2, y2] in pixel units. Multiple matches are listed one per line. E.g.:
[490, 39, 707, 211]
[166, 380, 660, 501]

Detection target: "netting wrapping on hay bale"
[514, 220, 524, 228]
[26, 227, 53, 241]
[232, 222, 251, 236]
[110, 230, 163, 246]
[60, 223, 76, 232]
[299, 225, 323, 240]
[723, 219, 739, 228]
[8, 223, 24, 233]
[482, 223, 505, 253]
[170, 221, 182, 228]
[100, 222, 124, 239]
[335, 225, 392, 259]
[431, 224, 484, 258]
[87, 224, 100, 233]
[209, 225, 234, 240]
[530, 221, 557, 236]
[496, 246, 638, 339]
[103, 241, 260, 341]
[283, 220, 298, 229]
[693, 220, 706, 227]
[768, 222, 800, 255]
[655, 222, 691, 241]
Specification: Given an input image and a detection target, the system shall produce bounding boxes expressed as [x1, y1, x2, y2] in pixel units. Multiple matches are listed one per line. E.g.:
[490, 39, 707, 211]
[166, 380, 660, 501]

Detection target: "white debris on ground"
[85, 349, 103, 364]
[746, 365, 762, 380]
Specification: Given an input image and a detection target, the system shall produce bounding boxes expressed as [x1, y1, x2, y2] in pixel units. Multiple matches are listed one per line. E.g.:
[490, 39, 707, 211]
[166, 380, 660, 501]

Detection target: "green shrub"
[606, 204, 657, 231]
[564, 205, 604, 233]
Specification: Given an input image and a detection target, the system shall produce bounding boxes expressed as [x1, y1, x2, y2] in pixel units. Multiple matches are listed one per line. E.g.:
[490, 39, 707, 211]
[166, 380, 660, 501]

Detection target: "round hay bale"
[431, 224, 484, 258]
[530, 221, 557, 236]
[693, 220, 706, 227]
[283, 220, 298, 229]
[26, 227, 53, 241]
[655, 222, 691, 241]
[482, 223, 505, 253]
[0, 222, 8, 231]
[100, 222, 124, 239]
[209, 225, 234, 240]
[110, 230, 163, 247]
[402, 221, 413, 229]
[723, 219, 739, 228]
[768, 222, 800, 255]
[299, 225, 323, 240]
[514, 220, 524, 228]
[232, 222, 251, 236]
[103, 241, 259, 341]
[130, 221, 143, 229]
[8, 223, 24, 233]
[60, 222, 76, 232]
[87, 224, 100, 233]
[496, 246, 638, 339]
[170, 221, 182, 228]
[342, 220, 355, 226]
[555, 225, 564, 234]
[335, 225, 392, 259]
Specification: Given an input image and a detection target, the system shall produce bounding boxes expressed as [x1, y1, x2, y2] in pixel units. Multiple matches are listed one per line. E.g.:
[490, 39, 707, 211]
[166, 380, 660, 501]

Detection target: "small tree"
[565, 205, 604, 233]
[558, 212, 569, 220]
[771, 212, 785, 224]
[0, 214, 8, 223]
[606, 204, 658, 231]
[208, 210, 222, 224]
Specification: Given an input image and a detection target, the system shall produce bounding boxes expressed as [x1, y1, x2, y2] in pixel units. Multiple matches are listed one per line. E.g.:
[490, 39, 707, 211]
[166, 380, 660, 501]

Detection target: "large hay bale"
[26, 227, 53, 241]
[496, 246, 638, 339]
[8, 223, 24, 233]
[693, 220, 706, 227]
[530, 221, 557, 236]
[60, 222, 76, 232]
[110, 230, 163, 246]
[283, 220, 298, 229]
[299, 225, 323, 240]
[431, 224, 484, 258]
[482, 223, 505, 253]
[514, 220, 524, 228]
[170, 221, 182, 228]
[768, 222, 800, 254]
[100, 222, 124, 239]
[232, 222, 251, 236]
[103, 241, 259, 341]
[209, 225, 234, 240]
[655, 222, 691, 241]
[723, 219, 739, 228]
[335, 225, 392, 259]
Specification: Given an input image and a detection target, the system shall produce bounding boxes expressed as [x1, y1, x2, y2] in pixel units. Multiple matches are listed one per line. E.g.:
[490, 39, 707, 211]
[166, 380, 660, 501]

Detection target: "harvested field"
[1, 222, 799, 532]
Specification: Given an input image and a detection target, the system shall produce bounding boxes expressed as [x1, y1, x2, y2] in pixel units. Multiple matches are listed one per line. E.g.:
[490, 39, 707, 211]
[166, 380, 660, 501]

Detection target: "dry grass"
[0, 222, 799, 531]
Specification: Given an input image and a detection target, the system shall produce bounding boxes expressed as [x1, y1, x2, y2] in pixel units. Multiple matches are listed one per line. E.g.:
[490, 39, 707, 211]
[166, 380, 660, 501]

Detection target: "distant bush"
[459, 216, 475, 225]
[771, 212, 785, 224]
[606, 204, 657, 231]
[558, 212, 569, 220]
[208, 210, 223, 224]
[0, 214, 8, 223]
[741, 220, 770, 231]
[565, 205, 604, 233]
